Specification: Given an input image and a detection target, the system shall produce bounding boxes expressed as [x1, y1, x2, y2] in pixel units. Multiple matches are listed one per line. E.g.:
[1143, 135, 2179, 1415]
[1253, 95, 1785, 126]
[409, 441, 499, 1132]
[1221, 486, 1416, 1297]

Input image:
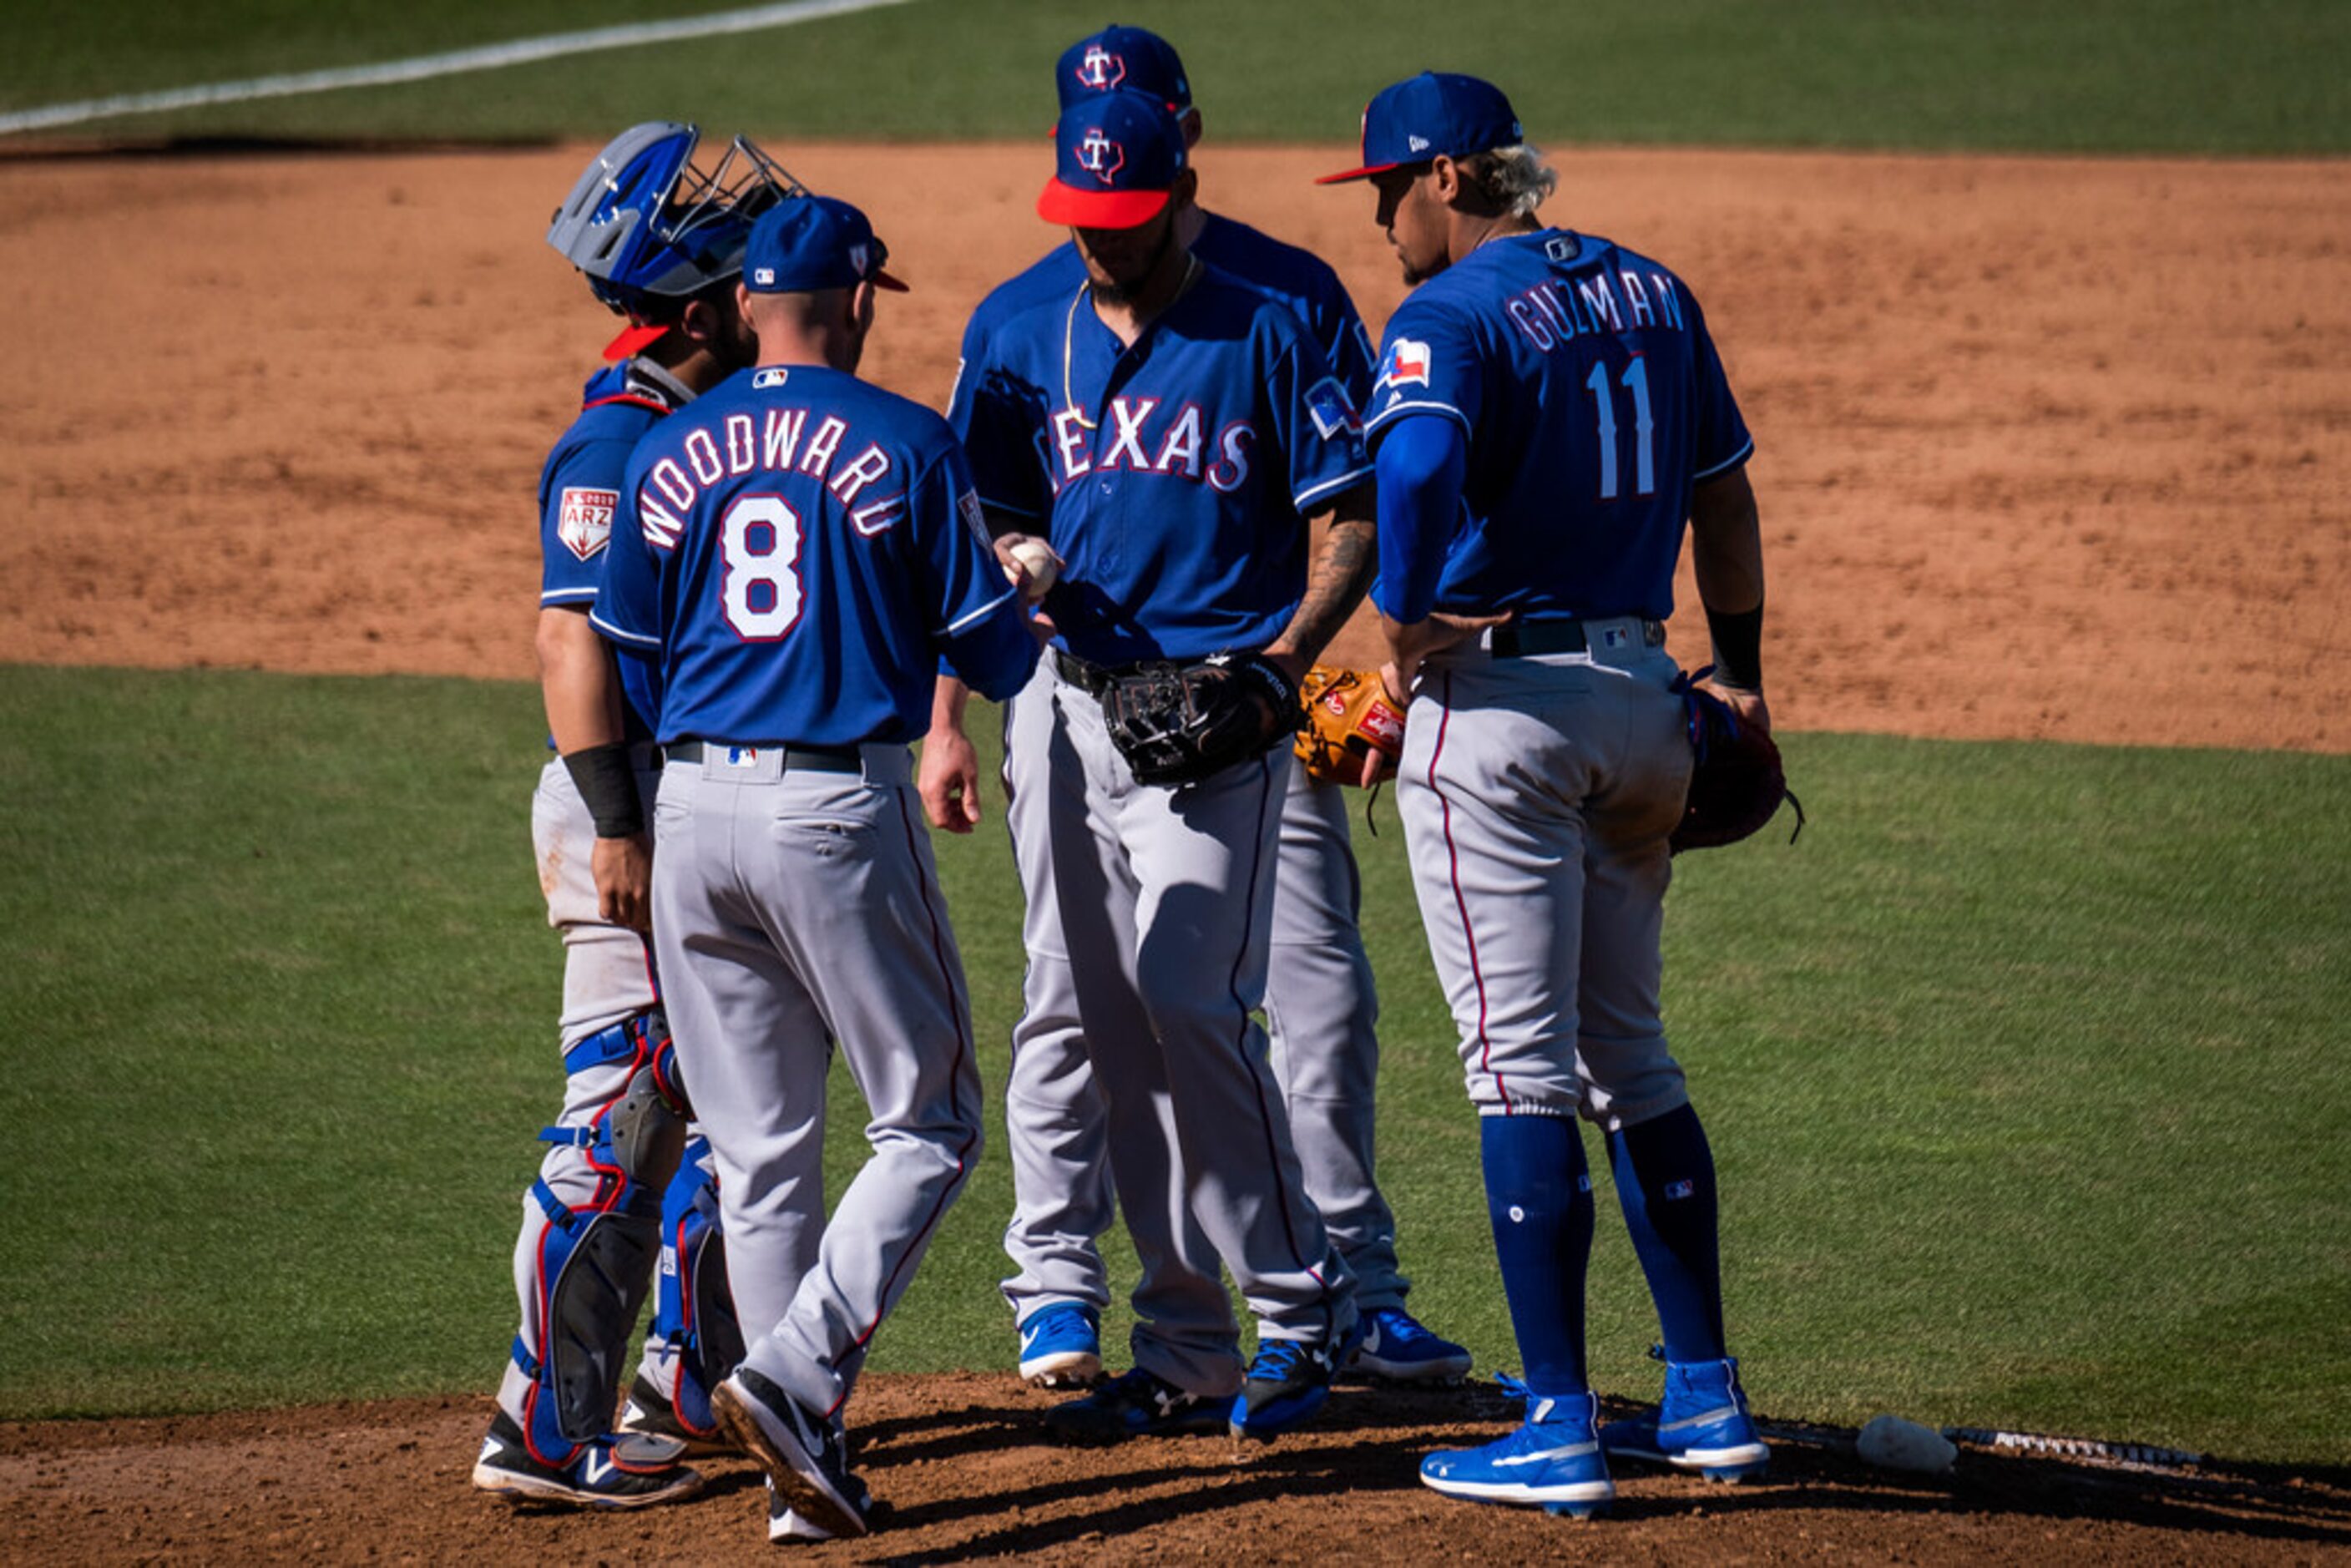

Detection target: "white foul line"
[0, 0, 917, 138]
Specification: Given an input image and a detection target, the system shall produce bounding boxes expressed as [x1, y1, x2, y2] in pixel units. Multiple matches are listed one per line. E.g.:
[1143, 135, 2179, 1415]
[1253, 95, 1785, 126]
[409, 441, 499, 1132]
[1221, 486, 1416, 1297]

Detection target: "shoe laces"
[1246, 1338, 1317, 1380]
[1373, 1308, 1438, 1346]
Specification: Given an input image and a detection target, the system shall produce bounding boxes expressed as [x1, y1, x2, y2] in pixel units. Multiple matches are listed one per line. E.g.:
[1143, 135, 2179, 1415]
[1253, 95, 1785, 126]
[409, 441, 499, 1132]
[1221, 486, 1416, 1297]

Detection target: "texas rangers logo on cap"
[1077, 128, 1126, 185]
[1076, 43, 1125, 91]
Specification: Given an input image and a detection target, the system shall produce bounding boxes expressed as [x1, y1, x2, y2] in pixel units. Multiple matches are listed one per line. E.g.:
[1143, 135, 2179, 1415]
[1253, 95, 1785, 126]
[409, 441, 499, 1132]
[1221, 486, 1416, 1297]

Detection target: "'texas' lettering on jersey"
[636, 410, 903, 548]
[1044, 397, 1257, 495]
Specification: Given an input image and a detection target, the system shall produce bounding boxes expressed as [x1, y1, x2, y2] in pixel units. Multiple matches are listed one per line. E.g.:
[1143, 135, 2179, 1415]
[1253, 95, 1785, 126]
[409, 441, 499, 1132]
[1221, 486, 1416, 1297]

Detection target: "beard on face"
[1084, 212, 1180, 305]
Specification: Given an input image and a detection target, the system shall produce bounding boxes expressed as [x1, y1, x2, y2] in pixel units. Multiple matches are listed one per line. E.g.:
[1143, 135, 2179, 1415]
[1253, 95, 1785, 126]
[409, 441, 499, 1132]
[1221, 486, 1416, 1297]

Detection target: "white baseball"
[1004, 538, 1062, 602]
[1855, 1414, 1957, 1474]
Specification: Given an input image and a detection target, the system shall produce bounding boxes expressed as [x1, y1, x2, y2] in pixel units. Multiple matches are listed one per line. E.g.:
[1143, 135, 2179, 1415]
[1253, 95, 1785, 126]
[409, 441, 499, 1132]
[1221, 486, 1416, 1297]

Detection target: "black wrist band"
[1703, 603, 1765, 692]
[562, 741, 645, 837]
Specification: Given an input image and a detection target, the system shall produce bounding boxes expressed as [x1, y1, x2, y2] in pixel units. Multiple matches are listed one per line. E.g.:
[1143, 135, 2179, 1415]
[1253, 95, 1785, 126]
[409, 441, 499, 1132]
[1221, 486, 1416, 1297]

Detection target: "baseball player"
[473, 122, 794, 1512]
[1321, 73, 1773, 1516]
[942, 90, 1373, 1443]
[590, 194, 1040, 1542]
[924, 23, 1470, 1399]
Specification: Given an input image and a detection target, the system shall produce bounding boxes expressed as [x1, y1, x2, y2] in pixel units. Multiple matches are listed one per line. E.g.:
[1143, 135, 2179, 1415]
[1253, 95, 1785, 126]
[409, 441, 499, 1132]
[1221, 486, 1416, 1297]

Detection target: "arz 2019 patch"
[559, 487, 619, 561]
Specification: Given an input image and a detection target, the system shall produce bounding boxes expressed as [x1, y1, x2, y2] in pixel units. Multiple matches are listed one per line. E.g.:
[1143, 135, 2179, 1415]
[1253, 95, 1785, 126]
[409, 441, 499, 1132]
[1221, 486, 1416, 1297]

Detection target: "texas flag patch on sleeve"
[558, 487, 618, 561]
[1378, 337, 1432, 390]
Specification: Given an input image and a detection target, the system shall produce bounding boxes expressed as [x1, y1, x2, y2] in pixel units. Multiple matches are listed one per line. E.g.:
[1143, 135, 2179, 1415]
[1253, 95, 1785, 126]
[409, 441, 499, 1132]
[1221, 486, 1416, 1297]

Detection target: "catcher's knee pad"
[648, 1138, 746, 1439]
[513, 1009, 690, 1462]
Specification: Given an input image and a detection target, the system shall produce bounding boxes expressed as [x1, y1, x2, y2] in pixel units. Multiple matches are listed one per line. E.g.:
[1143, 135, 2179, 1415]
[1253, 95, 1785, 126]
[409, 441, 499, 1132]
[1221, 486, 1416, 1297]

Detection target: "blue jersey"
[1365, 230, 1752, 625]
[537, 359, 693, 738]
[951, 260, 1373, 666]
[592, 362, 1038, 746]
[948, 211, 1377, 463]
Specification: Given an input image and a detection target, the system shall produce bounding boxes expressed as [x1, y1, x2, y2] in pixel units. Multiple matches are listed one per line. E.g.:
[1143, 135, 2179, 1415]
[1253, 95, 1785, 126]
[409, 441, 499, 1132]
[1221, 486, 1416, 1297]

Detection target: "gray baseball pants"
[650, 743, 982, 1421]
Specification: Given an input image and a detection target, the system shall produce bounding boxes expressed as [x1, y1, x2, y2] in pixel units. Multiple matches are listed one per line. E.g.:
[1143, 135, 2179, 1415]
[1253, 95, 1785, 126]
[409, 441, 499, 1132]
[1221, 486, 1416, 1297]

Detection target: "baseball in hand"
[1855, 1414, 1957, 1474]
[1004, 538, 1062, 603]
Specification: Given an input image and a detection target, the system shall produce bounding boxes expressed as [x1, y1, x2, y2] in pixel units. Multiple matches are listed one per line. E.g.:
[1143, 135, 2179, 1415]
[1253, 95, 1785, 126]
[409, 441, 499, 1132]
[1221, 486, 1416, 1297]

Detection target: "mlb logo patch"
[726, 746, 761, 767]
[1078, 129, 1125, 185]
[557, 487, 617, 561]
[753, 266, 776, 286]
[1379, 337, 1432, 390]
[1665, 1179, 1696, 1201]
[753, 367, 791, 389]
[1303, 376, 1359, 441]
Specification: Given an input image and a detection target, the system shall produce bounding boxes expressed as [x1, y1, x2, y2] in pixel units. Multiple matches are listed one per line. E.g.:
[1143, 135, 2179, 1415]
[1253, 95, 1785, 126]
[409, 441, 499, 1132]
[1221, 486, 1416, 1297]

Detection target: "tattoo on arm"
[1276, 510, 1377, 667]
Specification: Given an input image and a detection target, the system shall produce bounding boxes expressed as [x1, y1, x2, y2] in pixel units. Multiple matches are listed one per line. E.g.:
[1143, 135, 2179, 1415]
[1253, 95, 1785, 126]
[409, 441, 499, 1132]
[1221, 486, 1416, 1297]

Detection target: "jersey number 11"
[1585, 357, 1655, 502]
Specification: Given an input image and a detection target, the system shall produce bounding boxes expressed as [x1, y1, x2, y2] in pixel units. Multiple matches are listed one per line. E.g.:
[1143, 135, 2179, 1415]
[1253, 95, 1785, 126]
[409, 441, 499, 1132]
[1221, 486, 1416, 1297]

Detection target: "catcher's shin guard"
[646, 1138, 747, 1441]
[511, 1009, 690, 1465]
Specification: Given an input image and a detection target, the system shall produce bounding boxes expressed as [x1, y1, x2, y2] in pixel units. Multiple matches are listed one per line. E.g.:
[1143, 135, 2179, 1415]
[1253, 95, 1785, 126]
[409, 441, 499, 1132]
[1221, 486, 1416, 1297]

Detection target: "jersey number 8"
[720, 495, 806, 640]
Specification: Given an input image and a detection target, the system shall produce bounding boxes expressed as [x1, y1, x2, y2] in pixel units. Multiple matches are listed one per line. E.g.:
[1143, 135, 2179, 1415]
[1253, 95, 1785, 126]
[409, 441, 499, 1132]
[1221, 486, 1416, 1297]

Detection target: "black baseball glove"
[1671, 667, 1804, 853]
[1102, 653, 1303, 788]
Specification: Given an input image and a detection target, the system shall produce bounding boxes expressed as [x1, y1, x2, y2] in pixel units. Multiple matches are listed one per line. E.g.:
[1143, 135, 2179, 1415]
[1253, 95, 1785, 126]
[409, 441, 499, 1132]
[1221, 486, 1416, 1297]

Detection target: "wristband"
[1703, 603, 1765, 693]
[562, 741, 645, 838]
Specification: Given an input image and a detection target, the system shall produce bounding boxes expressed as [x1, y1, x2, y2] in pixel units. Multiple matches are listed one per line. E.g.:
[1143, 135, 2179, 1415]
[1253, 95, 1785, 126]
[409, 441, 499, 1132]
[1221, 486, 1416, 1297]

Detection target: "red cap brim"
[601, 321, 670, 361]
[1313, 159, 1406, 186]
[1036, 177, 1170, 229]
[871, 268, 910, 293]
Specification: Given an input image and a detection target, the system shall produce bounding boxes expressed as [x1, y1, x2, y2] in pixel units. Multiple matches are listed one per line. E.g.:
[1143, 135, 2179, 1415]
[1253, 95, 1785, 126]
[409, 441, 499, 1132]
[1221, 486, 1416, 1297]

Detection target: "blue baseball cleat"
[1419, 1388, 1615, 1519]
[1598, 1354, 1770, 1482]
[1351, 1308, 1474, 1383]
[1230, 1322, 1362, 1440]
[1044, 1367, 1229, 1443]
[1017, 1303, 1104, 1389]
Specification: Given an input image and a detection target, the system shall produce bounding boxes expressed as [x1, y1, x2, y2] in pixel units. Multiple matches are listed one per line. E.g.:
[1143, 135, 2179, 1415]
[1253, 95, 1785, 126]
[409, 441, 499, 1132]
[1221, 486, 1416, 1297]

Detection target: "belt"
[1489, 617, 1664, 658]
[661, 739, 864, 774]
[1052, 649, 1116, 696]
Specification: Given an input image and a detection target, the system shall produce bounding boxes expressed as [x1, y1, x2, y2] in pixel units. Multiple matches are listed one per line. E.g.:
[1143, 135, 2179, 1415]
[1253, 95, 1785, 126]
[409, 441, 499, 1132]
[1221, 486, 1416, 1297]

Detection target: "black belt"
[1489, 618, 1662, 658]
[1053, 649, 1112, 695]
[662, 739, 863, 773]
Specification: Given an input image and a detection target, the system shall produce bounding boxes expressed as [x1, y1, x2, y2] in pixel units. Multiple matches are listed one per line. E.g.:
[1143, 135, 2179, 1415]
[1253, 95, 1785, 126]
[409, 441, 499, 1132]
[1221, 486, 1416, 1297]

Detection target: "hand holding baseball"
[997, 534, 1062, 604]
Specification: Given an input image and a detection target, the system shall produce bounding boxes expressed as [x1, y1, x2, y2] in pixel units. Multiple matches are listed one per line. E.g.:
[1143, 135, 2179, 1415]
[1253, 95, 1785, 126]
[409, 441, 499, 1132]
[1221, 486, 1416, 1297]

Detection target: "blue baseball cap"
[1056, 24, 1191, 112]
[742, 195, 908, 294]
[1038, 90, 1189, 229]
[1316, 73, 1523, 184]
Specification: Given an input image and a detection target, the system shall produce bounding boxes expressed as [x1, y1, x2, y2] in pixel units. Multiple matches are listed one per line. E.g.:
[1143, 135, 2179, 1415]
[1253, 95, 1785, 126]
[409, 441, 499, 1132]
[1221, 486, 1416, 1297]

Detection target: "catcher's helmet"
[549, 122, 805, 315]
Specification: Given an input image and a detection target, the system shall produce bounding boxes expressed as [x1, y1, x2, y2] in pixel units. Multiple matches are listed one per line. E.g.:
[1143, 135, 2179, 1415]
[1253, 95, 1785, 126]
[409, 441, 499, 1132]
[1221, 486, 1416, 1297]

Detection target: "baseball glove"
[1102, 653, 1302, 788]
[1671, 667, 1805, 854]
[1294, 664, 1407, 788]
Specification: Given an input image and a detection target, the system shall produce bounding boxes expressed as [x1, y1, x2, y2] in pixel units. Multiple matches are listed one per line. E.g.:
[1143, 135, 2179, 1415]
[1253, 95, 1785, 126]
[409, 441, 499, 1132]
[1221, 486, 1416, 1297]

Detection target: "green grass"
[0, 664, 2345, 1464]
[5, 0, 2347, 154]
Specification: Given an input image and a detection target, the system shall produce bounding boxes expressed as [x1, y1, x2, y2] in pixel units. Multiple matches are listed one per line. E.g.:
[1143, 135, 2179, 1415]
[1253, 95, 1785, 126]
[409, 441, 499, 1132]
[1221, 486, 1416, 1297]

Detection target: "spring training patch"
[559, 487, 619, 560]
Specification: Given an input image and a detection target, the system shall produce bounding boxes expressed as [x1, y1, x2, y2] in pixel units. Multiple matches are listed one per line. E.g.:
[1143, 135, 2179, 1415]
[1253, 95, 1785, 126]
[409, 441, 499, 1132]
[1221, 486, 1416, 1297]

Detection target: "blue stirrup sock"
[1479, 1113, 1594, 1398]
[1608, 1103, 1727, 1363]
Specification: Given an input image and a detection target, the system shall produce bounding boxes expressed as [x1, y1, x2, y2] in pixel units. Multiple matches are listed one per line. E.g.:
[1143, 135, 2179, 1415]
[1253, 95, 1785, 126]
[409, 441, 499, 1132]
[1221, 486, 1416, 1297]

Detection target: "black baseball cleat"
[1230, 1323, 1362, 1441]
[767, 1469, 877, 1543]
[1044, 1368, 1230, 1444]
[713, 1368, 869, 1540]
[619, 1372, 736, 1459]
[471, 1410, 702, 1509]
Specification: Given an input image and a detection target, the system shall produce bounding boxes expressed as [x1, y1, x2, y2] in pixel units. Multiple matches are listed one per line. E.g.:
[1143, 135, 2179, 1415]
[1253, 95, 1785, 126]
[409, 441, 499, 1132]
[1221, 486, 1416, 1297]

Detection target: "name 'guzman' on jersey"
[1366, 230, 1753, 627]
[591, 362, 1038, 746]
[953, 260, 1373, 667]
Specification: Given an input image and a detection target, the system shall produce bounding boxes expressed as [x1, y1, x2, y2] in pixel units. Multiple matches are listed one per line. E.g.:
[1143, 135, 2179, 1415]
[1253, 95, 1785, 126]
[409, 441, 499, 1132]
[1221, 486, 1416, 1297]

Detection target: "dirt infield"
[3, 140, 2348, 1562]
[4, 1379, 2347, 1565]
[3, 142, 2347, 748]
